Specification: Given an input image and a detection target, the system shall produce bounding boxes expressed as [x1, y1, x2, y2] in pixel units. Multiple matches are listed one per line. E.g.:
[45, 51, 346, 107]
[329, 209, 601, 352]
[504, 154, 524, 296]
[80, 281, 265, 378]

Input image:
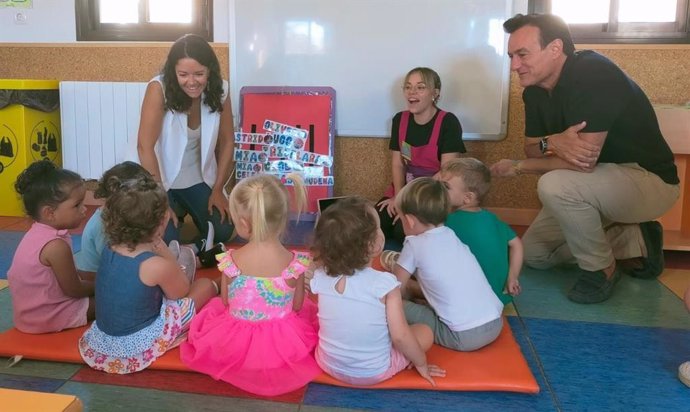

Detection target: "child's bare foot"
[380, 250, 400, 272]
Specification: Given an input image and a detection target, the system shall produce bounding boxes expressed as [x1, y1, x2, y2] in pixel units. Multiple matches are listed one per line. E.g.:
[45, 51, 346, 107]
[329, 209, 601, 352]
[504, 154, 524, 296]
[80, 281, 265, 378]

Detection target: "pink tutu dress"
[180, 250, 320, 396]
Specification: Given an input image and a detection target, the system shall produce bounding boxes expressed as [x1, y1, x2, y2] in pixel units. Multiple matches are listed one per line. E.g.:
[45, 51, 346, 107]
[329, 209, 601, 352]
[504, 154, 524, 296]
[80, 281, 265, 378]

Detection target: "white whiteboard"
[229, 0, 514, 139]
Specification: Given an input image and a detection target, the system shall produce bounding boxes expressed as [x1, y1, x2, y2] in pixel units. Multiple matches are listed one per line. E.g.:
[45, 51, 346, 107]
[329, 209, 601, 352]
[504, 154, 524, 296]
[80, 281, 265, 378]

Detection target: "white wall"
[0, 0, 229, 43]
[0, 0, 76, 42]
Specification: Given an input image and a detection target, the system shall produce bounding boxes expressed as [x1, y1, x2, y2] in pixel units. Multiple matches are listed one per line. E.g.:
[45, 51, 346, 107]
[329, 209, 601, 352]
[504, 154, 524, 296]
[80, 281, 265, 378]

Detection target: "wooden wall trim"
[485, 207, 539, 226]
[577, 43, 690, 50]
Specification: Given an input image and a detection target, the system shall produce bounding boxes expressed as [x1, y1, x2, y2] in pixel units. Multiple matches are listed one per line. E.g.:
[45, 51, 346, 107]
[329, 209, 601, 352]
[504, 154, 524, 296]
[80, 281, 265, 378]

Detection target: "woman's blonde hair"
[228, 173, 306, 242]
[404, 67, 442, 105]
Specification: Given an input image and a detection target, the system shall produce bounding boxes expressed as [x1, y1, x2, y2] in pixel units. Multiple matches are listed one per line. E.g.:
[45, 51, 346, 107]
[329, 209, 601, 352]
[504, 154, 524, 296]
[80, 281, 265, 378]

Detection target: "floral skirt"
[78, 298, 195, 374]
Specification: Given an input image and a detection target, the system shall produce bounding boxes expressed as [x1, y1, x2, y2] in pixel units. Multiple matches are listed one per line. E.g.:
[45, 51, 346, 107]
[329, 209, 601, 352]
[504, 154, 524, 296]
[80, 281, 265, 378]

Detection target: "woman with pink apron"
[377, 67, 465, 247]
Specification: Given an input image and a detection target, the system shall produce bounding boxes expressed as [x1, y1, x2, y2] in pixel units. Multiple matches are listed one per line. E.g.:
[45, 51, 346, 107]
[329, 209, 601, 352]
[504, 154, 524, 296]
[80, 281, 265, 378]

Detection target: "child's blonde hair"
[395, 177, 449, 226]
[440, 158, 491, 203]
[229, 173, 307, 242]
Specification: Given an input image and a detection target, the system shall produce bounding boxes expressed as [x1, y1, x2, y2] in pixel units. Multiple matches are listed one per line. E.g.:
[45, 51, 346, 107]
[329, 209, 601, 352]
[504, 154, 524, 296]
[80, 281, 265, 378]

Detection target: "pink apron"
[384, 110, 447, 198]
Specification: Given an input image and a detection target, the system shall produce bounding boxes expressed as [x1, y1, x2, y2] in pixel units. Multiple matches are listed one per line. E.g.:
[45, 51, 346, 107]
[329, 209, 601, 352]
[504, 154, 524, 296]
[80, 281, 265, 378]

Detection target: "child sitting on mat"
[78, 172, 216, 374]
[8, 160, 94, 334]
[181, 173, 321, 396]
[392, 177, 504, 351]
[74, 161, 196, 280]
[310, 196, 445, 386]
[437, 158, 523, 304]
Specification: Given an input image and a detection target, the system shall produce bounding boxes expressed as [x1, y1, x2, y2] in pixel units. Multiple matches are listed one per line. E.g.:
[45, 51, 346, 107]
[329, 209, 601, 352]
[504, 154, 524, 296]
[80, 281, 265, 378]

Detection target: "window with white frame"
[531, 0, 690, 43]
[75, 0, 213, 41]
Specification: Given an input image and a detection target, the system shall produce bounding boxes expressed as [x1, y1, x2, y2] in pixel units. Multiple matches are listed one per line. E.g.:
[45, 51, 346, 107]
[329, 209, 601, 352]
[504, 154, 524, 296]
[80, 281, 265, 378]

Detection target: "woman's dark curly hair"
[161, 33, 224, 113]
[101, 174, 168, 251]
[14, 159, 83, 220]
[311, 196, 379, 277]
[94, 161, 151, 199]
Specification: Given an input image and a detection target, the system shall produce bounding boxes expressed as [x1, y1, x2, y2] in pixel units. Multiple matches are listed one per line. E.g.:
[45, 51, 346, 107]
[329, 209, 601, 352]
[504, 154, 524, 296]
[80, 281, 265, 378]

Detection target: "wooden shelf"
[664, 230, 690, 252]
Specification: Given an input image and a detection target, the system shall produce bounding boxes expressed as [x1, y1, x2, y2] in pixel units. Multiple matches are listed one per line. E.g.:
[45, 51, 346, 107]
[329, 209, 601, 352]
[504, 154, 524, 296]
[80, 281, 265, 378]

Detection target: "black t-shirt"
[523, 50, 678, 185]
[389, 110, 466, 159]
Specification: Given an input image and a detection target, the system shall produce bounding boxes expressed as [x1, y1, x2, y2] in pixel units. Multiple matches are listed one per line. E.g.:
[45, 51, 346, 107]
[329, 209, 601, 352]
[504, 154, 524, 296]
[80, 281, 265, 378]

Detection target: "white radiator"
[60, 81, 148, 179]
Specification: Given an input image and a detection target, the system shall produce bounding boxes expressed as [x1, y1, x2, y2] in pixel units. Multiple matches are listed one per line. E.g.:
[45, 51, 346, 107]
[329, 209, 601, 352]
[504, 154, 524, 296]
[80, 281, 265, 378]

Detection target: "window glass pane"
[99, 0, 138, 24]
[619, 0, 677, 22]
[149, 0, 192, 23]
[551, 0, 610, 24]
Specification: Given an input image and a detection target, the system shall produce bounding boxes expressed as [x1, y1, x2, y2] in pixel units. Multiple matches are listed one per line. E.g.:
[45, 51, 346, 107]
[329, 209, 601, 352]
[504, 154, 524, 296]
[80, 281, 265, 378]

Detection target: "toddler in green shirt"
[437, 158, 523, 303]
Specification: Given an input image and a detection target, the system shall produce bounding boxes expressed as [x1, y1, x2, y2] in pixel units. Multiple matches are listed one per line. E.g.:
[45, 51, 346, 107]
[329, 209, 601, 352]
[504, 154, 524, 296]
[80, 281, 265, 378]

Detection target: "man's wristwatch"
[511, 160, 523, 176]
[539, 136, 550, 154]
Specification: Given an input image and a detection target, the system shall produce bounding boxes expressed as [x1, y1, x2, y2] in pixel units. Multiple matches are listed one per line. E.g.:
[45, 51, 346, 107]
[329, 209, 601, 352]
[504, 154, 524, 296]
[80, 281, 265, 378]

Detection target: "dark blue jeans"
[163, 182, 234, 249]
[377, 196, 405, 250]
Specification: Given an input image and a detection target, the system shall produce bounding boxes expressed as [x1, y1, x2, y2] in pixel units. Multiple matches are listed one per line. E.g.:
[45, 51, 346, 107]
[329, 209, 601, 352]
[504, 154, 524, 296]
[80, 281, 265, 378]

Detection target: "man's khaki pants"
[523, 163, 680, 272]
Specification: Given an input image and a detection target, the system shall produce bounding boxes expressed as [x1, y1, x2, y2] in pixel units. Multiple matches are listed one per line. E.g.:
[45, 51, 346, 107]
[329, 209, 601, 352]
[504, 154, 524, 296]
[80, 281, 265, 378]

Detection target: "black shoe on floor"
[567, 267, 622, 304]
[627, 221, 664, 279]
[197, 242, 226, 268]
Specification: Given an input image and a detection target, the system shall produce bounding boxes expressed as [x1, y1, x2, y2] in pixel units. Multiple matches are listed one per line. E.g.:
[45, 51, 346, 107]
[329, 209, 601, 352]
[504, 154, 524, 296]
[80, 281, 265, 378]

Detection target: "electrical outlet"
[14, 12, 28, 25]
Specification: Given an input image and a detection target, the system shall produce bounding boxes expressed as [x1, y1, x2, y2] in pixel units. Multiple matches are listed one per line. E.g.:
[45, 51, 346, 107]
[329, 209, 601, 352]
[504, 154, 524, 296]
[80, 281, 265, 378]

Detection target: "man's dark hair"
[503, 13, 575, 57]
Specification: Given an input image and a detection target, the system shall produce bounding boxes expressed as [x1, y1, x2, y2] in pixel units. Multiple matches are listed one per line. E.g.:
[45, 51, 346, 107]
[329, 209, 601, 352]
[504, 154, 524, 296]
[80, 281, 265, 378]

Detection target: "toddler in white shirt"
[392, 177, 504, 351]
[310, 196, 445, 386]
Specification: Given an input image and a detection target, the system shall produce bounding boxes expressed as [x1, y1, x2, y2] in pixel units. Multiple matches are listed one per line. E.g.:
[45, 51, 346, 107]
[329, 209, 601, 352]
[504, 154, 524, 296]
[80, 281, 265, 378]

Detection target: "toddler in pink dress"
[8, 160, 94, 334]
[181, 173, 320, 396]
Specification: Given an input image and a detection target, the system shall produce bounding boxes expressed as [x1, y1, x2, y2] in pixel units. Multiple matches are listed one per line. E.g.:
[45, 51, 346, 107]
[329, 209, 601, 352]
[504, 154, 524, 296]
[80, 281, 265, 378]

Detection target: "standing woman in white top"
[137, 34, 234, 258]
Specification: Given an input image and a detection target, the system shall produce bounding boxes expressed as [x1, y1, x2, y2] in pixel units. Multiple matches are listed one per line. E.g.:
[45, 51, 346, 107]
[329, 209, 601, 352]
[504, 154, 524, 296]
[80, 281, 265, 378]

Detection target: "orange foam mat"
[313, 320, 539, 393]
[0, 319, 538, 393]
[0, 388, 83, 412]
[0, 326, 188, 372]
[0, 250, 537, 393]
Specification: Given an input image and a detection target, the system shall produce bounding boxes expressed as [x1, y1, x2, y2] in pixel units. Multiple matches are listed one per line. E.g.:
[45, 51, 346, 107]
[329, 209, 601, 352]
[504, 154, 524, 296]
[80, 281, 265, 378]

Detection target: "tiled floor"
[1, 216, 689, 411]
